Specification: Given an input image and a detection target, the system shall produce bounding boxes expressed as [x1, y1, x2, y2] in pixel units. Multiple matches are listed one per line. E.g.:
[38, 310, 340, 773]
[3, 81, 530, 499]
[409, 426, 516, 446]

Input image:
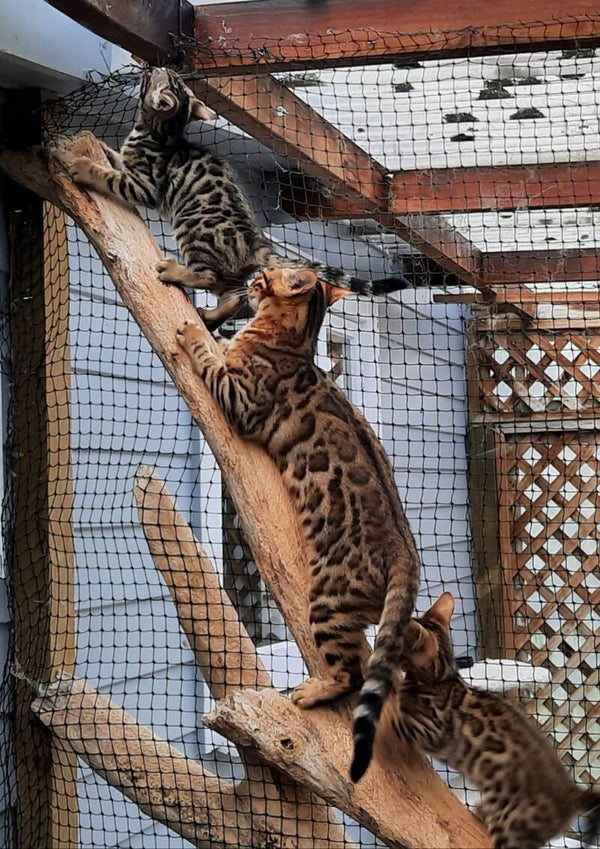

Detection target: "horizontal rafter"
[193, 0, 600, 74]
[481, 248, 600, 283]
[391, 161, 600, 215]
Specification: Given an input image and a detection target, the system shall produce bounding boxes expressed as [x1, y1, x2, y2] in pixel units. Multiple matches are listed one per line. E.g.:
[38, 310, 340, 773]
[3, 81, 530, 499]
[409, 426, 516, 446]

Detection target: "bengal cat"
[58, 67, 412, 329]
[177, 267, 420, 770]
[386, 591, 600, 849]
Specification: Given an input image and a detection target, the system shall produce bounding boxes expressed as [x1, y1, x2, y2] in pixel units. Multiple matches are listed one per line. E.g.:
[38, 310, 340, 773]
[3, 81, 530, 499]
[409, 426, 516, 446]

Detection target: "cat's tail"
[261, 251, 413, 296]
[350, 562, 419, 784]
[581, 789, 600, 847]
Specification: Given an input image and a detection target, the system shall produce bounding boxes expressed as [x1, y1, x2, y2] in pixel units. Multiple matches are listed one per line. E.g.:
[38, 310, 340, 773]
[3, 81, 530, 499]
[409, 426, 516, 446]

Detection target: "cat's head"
[249, 267, 350, 308]
[140, 67, 216, 126]
[403, 592, 459, 683]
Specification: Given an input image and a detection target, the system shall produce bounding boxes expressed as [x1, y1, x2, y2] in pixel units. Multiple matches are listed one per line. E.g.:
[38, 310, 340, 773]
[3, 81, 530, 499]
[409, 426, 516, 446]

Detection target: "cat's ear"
[324, 282, 351, 306]
[405, 620, 428, 652]
[189, 96, 217, 122]
[282, 268, 318, 295]
[424, 592, 455, 629]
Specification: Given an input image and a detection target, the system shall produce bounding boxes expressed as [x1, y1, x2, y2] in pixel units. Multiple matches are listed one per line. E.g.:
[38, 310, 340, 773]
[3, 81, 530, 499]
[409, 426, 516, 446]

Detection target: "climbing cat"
[177, 266, 420, 764]
[59, 67, 412, 329]
[379, 591, 600, 849]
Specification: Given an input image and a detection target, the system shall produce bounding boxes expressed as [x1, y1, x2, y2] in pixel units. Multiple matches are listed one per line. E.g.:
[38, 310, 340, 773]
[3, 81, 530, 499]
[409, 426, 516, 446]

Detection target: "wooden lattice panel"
[498, 432, 600, 785]
[473, 330, 600, 417]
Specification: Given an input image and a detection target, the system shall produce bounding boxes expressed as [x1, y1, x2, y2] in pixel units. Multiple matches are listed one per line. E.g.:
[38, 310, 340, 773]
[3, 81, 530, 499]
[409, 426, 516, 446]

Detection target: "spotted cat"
[177, 266, 420, 764]
[384, 591, 600, 849]
[59, 67, 412, 329]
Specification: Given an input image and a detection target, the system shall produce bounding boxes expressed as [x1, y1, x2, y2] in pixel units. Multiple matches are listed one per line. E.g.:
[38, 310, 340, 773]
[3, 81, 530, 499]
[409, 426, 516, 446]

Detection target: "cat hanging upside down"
[177, 266, 420, 772]
[59, 67, 413, 330]
[382, 591, 600, 849]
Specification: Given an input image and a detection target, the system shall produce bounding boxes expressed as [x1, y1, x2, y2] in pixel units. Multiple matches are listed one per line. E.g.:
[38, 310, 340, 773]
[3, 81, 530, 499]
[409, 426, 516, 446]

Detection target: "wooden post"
[7, 91, 78, 848]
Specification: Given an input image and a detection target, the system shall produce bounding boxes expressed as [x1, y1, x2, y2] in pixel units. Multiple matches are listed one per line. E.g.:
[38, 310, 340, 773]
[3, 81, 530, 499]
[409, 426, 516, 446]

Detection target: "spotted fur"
[60, 67, 412, 329]
[177, 267, 420, 753]
[390, 592, 600, 849]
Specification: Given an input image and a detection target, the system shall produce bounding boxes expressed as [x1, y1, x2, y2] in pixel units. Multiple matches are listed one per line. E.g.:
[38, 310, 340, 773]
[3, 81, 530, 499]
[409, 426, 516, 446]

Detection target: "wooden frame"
[7, 88, 78, 848]
[193, 1, 600, 74]
[42, 0, 600, 294]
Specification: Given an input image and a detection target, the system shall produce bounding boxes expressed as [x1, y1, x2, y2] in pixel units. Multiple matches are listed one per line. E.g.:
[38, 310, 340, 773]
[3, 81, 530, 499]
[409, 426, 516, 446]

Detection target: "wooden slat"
[395, 213, 481, 285]
[390, 161, 600, 215]
[481, 248, 600, 283]
[193, 0, 600, 73]
[43, 0, 192, 61]
[9, 147, 78, 849]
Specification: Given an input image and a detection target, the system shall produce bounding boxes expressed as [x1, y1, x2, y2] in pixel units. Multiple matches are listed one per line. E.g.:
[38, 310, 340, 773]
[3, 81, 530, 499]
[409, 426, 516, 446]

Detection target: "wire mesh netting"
[0, 20, 599, 849]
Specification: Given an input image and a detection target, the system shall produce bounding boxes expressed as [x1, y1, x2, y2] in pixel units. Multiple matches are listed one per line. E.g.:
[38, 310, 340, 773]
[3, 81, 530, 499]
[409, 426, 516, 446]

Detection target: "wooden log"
[133, 464, 272, 697]
[204, 688, 433, 849]
[31, 676, 247, 849]
[0, 135, 491, 848]
[133, 464, 353, 848]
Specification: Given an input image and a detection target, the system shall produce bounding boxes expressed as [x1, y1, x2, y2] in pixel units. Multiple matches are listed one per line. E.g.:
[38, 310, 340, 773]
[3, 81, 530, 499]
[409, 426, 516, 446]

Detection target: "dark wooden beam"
[193, 0, 600, 74]
[195, 75, 483, 285]
[43, 0, 193, 62]
[390, 161, 600, 215]
[481, 248, 600, 283]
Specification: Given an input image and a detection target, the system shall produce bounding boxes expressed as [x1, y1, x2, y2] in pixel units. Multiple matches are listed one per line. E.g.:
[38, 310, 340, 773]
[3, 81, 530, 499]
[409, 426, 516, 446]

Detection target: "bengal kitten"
[177, 266, 420, 765]
[59, 67, 411, 329]
[387, 591, 600, 849]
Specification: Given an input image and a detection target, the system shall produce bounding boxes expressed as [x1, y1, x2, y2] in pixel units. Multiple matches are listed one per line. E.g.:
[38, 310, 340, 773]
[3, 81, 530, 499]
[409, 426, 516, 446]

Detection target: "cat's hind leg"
[292, 600, 373, 709]
[156, 258, 219, 289]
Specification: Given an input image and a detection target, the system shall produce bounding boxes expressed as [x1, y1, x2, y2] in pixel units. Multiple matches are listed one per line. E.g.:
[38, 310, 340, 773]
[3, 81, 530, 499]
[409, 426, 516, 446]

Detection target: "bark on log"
[0, 135, 491, 848]
[31, 676, 246, 849]
[134, 464, 272, 697]
[134, 464, 352, 848]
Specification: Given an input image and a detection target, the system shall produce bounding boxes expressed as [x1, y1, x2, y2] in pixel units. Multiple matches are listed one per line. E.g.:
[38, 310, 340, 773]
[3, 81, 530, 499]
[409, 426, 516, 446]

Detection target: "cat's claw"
[176, 320, 205, 352]
[64, 155, 95, 184]
[156, 258, 183, 284]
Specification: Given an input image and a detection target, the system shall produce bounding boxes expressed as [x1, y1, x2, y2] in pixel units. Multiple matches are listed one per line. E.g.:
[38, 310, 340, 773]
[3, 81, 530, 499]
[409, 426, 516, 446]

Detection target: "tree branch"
[31, 676, 244, 849]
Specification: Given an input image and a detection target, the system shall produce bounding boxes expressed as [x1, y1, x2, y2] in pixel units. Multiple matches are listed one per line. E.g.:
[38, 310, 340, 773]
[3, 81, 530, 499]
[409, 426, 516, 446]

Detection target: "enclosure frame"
[2, 1, 600, 847]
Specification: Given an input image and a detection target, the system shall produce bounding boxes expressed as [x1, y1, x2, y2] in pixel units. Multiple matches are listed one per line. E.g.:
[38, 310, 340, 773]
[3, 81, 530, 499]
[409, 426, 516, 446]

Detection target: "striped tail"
[350, 664, 393, 784]
[582, 790, 600, 847]
[350, 565, 418, 783]
[263, 252, 413, 297]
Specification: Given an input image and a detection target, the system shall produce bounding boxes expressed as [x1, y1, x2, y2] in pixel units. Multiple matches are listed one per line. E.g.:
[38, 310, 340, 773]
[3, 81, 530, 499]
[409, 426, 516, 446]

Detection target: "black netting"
[1, 21, 599, 849]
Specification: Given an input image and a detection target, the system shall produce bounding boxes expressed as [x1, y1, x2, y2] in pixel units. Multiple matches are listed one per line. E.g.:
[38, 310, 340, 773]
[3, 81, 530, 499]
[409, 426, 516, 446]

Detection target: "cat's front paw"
[157, 258, 186, 285]
[176, 319, 207, 355]
[64, 154, 96, 185]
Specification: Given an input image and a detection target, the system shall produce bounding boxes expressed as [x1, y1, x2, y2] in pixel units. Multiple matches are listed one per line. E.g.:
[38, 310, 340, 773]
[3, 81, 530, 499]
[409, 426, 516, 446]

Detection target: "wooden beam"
[481, 248, 600, 284]
[7, 89, 78, 848]
[391, 161, 600, 215]
[197, 75, 483, 285]
[43, 0, 193, 62]
[436, 288, 600, 305]
[197, 74, 389, 207]
[193, 1, 600, 73]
